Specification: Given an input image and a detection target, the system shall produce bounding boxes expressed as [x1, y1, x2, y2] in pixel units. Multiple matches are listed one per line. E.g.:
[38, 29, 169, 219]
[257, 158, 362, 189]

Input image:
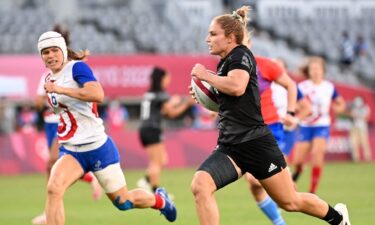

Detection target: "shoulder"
[227, 45, 255, 69]
[72, 61, 91, 71]
[322, 80, 335, 89]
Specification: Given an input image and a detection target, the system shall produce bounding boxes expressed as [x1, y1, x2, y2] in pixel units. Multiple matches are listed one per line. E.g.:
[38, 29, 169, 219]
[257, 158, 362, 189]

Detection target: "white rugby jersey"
[45, 61, 106, 146]
[37, 71, 60, 123]
[298, 79, 339, 127]
[271, 83, 304, 120]
[271, 82, 288, 119]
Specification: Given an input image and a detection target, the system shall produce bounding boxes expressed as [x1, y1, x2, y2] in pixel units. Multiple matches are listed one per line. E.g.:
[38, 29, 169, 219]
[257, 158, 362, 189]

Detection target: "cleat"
[155, 187, 177, 222]
[334, 203, 351, 225]
[31, 213, 46, 224]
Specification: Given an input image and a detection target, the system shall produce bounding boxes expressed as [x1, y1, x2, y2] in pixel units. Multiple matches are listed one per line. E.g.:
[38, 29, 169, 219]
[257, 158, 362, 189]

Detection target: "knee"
[191, 173, 215, 199]
[46, 179, 64, 199]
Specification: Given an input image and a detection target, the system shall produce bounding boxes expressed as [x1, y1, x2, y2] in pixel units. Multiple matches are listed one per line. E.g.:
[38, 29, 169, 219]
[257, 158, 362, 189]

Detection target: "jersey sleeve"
[72, 61, 97, 87]
[160, 92, 170, 104]
[227, 50, 253, 74]
[332, 86, 339, 100]
[297, 87, 304, 101]
[256, 57, 282, 81]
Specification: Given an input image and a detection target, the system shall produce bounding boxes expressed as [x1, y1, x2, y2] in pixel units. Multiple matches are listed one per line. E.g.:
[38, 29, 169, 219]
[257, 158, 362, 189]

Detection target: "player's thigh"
[146, 143, 166, 165]
[48, 154, 84, 191]
[259, 169, 298, 205]
[95, 163, 128, 201]
[292, 142, 311, 164]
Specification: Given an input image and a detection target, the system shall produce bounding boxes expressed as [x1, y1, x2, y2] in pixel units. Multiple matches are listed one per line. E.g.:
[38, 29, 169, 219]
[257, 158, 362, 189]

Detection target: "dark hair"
[149, 67, 167, 92]
[67, 48, 90, 60]
[53, 24, 71, 46]
[214, 6, 251, 44]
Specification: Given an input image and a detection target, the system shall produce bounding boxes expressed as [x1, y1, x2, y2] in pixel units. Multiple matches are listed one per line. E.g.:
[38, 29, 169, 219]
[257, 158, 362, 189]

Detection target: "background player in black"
[138, 67, 194, 192]
[189, 6, 350, 225]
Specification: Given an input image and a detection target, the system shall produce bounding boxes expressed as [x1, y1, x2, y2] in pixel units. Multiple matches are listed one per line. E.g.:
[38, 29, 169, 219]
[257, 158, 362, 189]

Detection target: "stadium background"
[0, 0, 374, 224]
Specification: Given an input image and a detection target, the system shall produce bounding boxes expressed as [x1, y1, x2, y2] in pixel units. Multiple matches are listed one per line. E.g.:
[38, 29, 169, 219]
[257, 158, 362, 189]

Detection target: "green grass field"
[1, 163, 374, 225]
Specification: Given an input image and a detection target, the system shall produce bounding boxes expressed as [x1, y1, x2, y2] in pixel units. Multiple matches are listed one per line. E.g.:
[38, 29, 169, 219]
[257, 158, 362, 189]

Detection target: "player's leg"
[96, 162, 177, 222]
[292, 126, 314, 181]
[309, 137, 327, 193]
[292, 141, 311, 181]
[191, 149, 241, 225]
[260, 169, 350, 225]
[32, 123, 59, 225]
[94, 136, 176, 222]
[280, 129, 297, 164]
[245, 173, 286, 225]
[46, 154, 84, 225]
[81, 171, 102, 200]
[359, 126, 372, 161]
[146, 142, 167, 191]
[349, 127, 360, 162]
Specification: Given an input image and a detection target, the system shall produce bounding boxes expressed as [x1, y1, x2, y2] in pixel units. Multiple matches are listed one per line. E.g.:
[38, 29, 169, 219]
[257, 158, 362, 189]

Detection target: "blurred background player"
[292, 57, 346, 193]
[32, 24, 102, 225]
[137, 67, 194, 192]
[348, 96, 372, 162]
[273, 58, 311, 164]
[38, 31, 176, 224]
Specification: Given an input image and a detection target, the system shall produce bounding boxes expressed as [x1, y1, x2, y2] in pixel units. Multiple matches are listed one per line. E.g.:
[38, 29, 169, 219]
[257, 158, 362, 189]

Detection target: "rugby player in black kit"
[189, 5, 350, 225]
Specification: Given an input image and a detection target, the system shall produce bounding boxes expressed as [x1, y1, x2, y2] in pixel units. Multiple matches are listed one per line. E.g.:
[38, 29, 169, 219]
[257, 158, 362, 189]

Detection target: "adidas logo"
[268, 163, 277, 173]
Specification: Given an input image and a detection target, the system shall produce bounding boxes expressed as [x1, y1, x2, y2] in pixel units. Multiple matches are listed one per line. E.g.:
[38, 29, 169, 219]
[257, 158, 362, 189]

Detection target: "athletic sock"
[323, 205, 343, 225]
[152, 186, 159, 192]
[152, 194, 164, 209]
[81, 172, 94, 183]
[292, 164, 303, 181]
[309, 166, 322, 193]
[257, 196, 286, 225]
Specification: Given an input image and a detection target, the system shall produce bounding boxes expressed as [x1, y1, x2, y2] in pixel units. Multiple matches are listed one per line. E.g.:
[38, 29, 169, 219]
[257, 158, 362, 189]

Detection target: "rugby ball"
[191, 74, 219, 112]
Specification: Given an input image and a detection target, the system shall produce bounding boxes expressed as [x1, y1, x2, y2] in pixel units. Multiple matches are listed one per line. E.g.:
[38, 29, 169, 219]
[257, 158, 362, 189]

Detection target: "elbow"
[92, 90, 104, 103]
[96, 93, 104, 103]
[232, 88, 245, 97]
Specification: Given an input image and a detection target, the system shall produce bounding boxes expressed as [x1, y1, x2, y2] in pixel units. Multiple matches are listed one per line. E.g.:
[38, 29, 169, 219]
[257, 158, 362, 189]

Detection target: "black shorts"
[222, 133, 286, 180]
[198, 133, 286, 189]
[139, 127, 163, 147]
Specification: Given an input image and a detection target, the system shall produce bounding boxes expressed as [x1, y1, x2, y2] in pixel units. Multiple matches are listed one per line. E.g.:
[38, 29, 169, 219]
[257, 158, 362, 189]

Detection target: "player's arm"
[191, 64, 249, 97]
[44, 62, 104, 103]
[162, 95, 194, 119]
[49, 81, 104, 103]
[331, 87, 346, 114]
[275, 72, 297, 113]
[35, 95, 46, 111]
[332, 96, 346, 114]
[296, 96, 311, 120]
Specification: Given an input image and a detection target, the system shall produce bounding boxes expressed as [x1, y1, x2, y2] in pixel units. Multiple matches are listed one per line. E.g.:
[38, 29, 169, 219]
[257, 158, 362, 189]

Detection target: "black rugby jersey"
[140, 91, 170, 129]
[216, 45, 270, 144]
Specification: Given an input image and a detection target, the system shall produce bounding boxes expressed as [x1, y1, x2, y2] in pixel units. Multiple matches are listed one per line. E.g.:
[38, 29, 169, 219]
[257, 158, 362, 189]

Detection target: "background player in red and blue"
[292, 57, 346, 194]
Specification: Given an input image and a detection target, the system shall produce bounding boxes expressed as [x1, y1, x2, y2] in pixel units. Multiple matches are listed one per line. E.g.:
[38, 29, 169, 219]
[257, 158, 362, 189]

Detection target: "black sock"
[292, 171, 301, 181]
[323, 205, 343, 225]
